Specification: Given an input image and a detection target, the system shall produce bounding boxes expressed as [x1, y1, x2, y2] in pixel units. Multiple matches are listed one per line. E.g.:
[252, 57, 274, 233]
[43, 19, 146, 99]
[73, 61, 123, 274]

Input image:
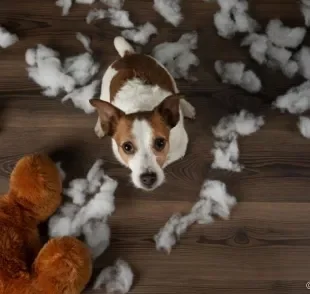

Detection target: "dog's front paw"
[180, 99, 196, 120]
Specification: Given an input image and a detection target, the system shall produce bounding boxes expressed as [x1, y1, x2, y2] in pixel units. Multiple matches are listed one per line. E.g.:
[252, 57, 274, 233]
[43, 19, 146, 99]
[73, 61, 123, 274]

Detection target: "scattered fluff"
[212, 110, 265, 139]
[93, 259, 134, 293]
[214, 0, 259, 39]
[122, 22, 158, 45]
[266, 19, 306, 49]
[0, 26, 18, 48]
[25, 45, 76, 97]
[154, 180, 236, 254]
[108, 8, 134, 28]
[300, 0, 310, 26]
[215, 61, 261, 93]
[241, 33, 268, 64]
[153, 0, 183, 27]
[296, 46, 310, 80]
[56, 162, 66, 181]
[86, 9, 107, 24]
[211, 135, 242, 172]
[55, 0, 72, 16]
[76, 0, 96, 3]
[273, 81, 310, 114]
[152, 32, 199, 80]
[101, 0, 125, 9]
[211, 110, 264, 171]
[76, 32, 92, 52]
[64, 52, 99, 86]
[62, 80, 99, 113]
[298, 116, 310, 139]
[242, 34, 298, 78]
[48, 160, 118, 259]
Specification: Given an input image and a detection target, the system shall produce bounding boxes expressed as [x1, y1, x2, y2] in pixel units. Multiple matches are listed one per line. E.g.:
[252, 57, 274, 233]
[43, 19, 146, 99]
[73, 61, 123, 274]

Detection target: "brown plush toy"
[0, 154, 93, 294]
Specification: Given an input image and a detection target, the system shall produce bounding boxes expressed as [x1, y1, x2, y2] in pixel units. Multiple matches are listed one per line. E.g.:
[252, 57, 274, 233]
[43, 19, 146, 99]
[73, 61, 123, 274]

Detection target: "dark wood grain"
[1, 0, 310, 293]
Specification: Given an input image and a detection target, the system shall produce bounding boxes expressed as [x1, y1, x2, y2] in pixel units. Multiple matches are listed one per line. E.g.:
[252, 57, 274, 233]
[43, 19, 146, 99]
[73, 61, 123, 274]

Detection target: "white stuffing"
[64, 52, 99, 86]
[76, 0, 96, 3]
[56, 162, 66, 181]
[76, 32, 92, 53]
[241, 34, 268, 64]
[154, 213, 181, 254]
[93, 259, 134, 293]
[300, 0, 310, 27]
[211, 136, 242, 172]
[214, 0, 259, 39]
[273, 81, 310, 114]
[108, 8, 134, 28]
[214, 61, 261, 93]
[86, 9, 107, 24]
[55, 0, 72, 16]
[154, 180, 236, 254]
[212, 110, 265, 139]
[62, 80, 99, 114]
[48, 160, 118, 259]
[152, 32, 199, 81]
[296, 46, 310, 80]
[266, 19, 306, 49]
[298, 116, 310, 139]
[101, 0, 125, 9]
[153, 0, 183, 27]
[121, 22, 158, 45]
[25, 44, 76, 97]
[211, 110, 264, 172]
[0, 26, 18, 48]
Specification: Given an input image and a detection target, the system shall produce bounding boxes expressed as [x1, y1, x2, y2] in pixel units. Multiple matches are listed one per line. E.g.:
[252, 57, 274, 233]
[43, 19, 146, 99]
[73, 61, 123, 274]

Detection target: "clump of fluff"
[48, 160, 118, 259]
[154, 180, 237, 254]
[93, 259, 134, 293]
[298, 116, 310, 139]
[153, 0, 183, 27]
[211, 110, 264, 172]
[122, 22, 158, 45]
[152, 31, 199, 81]
[215, 60, 261, 93]
[0, 26, 19, 48]
[213, 0, 259, 39]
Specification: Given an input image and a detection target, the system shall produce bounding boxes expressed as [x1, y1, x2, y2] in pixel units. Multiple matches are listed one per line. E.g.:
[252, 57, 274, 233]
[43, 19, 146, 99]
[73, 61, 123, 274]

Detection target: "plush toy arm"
[32, 237, 92, 294]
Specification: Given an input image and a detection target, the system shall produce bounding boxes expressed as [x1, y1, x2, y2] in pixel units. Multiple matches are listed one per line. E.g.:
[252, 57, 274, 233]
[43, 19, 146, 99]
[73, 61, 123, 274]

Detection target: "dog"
[90, 36, 195, 191]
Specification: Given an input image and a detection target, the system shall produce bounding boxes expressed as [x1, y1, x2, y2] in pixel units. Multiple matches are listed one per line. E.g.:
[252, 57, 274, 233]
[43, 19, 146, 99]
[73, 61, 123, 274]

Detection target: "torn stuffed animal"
[152, 31, 199, 81]
[215, 60, 261, 93]
[48, 159, 118, 259]
[154, 180, 236, 254]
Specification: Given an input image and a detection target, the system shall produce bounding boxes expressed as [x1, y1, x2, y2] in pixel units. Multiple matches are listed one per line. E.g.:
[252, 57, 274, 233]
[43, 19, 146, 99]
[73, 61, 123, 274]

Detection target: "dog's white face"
[91, 95, 181, 191]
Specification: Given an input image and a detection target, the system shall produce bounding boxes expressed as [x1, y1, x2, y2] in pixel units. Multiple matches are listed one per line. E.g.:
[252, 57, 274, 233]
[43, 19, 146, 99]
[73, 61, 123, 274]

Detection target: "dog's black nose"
[140, 172, 157, 188]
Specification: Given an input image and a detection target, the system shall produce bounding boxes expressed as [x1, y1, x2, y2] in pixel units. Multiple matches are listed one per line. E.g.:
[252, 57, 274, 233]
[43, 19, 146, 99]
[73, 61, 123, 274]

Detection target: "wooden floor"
[1, 0, 310, 293]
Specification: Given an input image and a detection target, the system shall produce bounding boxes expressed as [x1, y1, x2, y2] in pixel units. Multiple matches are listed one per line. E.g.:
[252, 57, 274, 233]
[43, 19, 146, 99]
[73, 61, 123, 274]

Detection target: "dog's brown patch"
[112, 111, 170, 167]
[110, 54, 176, 102]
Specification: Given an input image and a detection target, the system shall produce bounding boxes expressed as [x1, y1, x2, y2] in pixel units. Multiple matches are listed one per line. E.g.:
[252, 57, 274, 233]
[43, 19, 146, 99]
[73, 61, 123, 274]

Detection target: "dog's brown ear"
[156, 94, 182, 128]
[90, 99, 125, 136]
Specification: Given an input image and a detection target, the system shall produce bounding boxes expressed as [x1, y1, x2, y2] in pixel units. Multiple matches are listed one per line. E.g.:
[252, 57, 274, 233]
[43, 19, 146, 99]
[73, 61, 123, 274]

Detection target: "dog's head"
[90, 94, 181, 191]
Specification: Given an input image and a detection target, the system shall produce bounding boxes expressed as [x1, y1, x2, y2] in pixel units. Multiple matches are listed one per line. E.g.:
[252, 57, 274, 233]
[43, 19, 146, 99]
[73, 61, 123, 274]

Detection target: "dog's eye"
[122, 142, 135, 154]
[154, 138, 166, 151]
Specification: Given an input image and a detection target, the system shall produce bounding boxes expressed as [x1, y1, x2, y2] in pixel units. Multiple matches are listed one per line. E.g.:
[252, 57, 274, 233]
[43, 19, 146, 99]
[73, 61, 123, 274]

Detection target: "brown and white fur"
[90, 36, 195, 191]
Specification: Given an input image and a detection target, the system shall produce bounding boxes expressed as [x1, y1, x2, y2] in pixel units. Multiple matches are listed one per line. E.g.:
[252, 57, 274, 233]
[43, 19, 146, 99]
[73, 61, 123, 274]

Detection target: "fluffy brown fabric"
[0, 154, 92, 294]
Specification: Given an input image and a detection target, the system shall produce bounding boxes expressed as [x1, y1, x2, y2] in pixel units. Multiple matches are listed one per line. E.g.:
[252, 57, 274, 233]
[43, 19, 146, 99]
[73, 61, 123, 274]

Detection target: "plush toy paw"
[33, 237, 92, 293]
[9, 154, 62, 222]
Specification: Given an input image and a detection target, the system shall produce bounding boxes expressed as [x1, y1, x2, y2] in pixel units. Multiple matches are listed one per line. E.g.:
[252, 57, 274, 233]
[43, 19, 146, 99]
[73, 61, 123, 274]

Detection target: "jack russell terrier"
[90, 36, 195, 191]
